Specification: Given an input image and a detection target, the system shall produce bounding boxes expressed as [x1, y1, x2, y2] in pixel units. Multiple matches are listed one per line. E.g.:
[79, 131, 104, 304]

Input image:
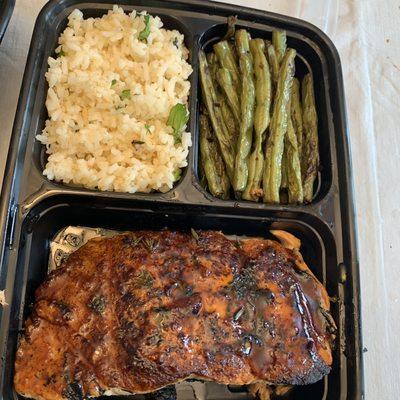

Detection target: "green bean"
[235, 29, 252, 56]
[208, 50, 237, 140]
[229, 41, 238, 64]
[243, 39, 271, 201]
[206, 52, 217, 71]
[262, 48, 296, 203]
[221, 99, 238, 148]
[216, 67, 241, 123]
[199, 50, 235, 180]
[272, 31, 287, 142]
[208, 53, 238, 147]
[282, 75, 301, 198]
[291, 77, 303, 156]
[214, 41, 240, 90]
[222, 15, 237, 41]
[199, 170, 207, 189]
[280, 149, 288, 189]
[199, 113, 230, 199]
[207, 52, 221, 84]
[301, 73, 319, 202]
[250, 39, 271, 139]
[272, 30, 287, 64]
[233, 30, 256, 192]
[286, 116, 303, 203]
[199, 136, 207, 189]
[266, 44, 279, 85]
[281, 100, 290, 191]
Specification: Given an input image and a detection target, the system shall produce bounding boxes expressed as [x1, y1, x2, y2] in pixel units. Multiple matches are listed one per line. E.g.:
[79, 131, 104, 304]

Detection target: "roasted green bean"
[266, 43, 279, 85]
[291, 77, 303, 156]
[233, 30, 256, 192]
[199, 137, 207, 189]
[214, 41, 240, 90]
[199, 23, 319, 205]
[272, 30, 287, 64]
[199, 113, 230, 199]
[208, 53, 238, 147]
[235, 29, 252, 56]
[263, 48, 296, 203]
[301, 73, 319, 202]
[280, 149, 288, 189]
[286, 116, 303, 203]
[206, 52, 217, 74]
[216, 67, 241, 123]
[251, 39, 271, 139]
[199, 50, 235, 180]
[222, 15, 237, 41]
[243, 39, 271, 201]
[221, 99, 238, 148]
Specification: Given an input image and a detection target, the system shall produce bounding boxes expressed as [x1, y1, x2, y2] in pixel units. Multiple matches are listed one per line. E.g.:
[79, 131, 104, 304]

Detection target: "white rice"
[37, 6, 192, 193]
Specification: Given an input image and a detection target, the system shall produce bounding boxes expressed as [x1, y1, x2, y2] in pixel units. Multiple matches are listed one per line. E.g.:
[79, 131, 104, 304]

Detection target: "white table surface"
[1, 1, 399, 398]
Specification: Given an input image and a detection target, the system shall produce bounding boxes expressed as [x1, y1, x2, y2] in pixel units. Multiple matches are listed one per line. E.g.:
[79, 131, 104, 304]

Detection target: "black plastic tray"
[0, 0, 15, 43]
[0, 0, 363, 399]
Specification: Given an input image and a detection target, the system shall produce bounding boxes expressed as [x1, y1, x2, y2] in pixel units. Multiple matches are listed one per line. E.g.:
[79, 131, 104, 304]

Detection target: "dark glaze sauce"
[14, 231, 334, 399]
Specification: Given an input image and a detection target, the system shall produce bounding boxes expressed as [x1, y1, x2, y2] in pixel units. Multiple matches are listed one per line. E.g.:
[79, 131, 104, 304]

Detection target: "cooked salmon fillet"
[14, 230, 335, 400]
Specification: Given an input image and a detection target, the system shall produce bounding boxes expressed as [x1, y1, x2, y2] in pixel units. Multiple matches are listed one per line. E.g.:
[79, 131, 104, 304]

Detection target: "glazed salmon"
[14, 230, 335, 400]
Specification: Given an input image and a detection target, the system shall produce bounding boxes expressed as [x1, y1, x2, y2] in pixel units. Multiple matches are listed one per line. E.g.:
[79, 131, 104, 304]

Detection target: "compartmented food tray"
[0, 0, 362, 399]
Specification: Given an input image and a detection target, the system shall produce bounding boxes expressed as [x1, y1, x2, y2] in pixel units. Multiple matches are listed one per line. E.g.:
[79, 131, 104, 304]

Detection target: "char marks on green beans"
[233, 29, 256, 192]
[243, 39, 271, 201]
[263, 48, 296, 204]
[199, 113, 230, 199]
[208, 52, 239, 152]
[220, 98, 238, 149]
[251, 39, 271, 140]
[301, 73, 319, 202]
[291, 78, 303, 156]
[206, 52, 218, 75]
[214, 41, 240, 90]
[199, 19, 320, 205]
[222, 15, 238, 41]
[199, 50, 235, 181]
[285, 117, 303, 203]
[274, 29, 289, 195]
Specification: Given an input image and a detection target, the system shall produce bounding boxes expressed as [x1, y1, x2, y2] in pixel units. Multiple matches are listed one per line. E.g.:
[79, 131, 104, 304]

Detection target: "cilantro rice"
[37, 6, 192, 193]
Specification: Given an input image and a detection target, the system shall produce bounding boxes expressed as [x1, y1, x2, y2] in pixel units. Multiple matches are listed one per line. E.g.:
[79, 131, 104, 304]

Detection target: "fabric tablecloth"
[1, 0, 399, 398]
